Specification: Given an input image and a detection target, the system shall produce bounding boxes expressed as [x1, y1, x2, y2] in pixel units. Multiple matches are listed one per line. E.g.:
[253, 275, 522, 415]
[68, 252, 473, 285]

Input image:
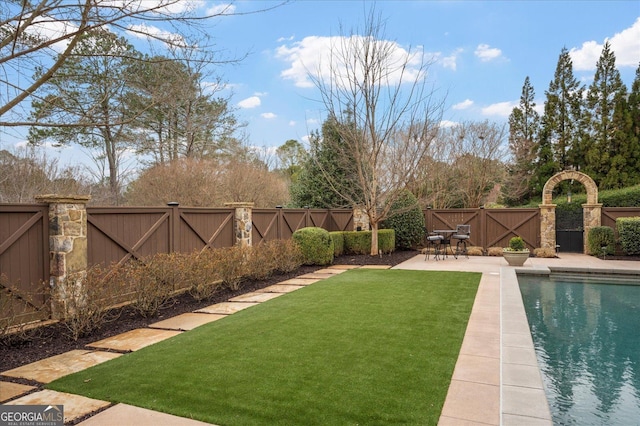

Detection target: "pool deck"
[394, 252, 640, 425]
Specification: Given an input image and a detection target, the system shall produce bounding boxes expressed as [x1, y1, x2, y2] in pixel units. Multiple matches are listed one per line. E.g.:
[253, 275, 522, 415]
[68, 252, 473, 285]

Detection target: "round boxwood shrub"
[292, 227, 334, 265]
[383, 190, 425, 249]
[587, 226, 615, 256]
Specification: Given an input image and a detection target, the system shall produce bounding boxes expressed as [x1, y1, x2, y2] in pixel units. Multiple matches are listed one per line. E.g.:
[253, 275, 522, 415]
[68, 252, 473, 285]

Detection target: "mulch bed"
[0, 250, 420, 373]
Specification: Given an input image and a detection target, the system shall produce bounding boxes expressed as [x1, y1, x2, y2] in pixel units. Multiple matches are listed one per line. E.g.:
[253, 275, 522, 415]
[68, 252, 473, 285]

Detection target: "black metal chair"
[452, 224, 471, 259]
[425, 231, 444, 260]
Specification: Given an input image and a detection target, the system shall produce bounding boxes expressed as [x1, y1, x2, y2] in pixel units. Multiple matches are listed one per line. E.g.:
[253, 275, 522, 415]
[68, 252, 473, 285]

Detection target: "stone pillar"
[35, 194, 91, 319]
[353, 207, 370, 231]
[224, 202, 254, 247]
[539, 204, 556, 251]
[582, 203, 603, 254]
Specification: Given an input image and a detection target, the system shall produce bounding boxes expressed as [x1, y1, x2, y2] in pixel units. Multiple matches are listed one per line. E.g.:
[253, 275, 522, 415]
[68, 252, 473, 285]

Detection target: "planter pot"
[503, 250, 530, 266]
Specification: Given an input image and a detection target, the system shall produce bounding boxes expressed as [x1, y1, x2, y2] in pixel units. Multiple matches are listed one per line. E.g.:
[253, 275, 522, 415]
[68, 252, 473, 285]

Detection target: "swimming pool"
[518, 273, 640, 425]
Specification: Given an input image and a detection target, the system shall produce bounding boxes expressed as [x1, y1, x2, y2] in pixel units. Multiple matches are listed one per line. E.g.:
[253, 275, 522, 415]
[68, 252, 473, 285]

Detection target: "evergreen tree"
[290, 116, 360, 208]
[504, 76, 540, 204]
[538, 48, 584, 178]
[583, 42, 629, 188]
[624, 64, 640, 186]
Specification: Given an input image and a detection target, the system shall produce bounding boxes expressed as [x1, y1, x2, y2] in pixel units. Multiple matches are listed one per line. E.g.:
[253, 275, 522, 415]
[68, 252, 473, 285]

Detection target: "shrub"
[60, 265, 124, 340]
[586, 226, 615, 256]
[292, 227, 334, 265]
[0, 275, 49, 346]
[506, 236, 526, 251]
[330, 231, 345, 257]
[382, 190, 425, 249]
[617, 217, 640, 255]
[534, 248, 557, 258]
[123, 257, 176, 318]
[213, 245, 248, 290]
[467, 246, 485, 256]
[343, 230, 395, 255]
[187, 249, 224, 302]
[487, 246, 503, 256]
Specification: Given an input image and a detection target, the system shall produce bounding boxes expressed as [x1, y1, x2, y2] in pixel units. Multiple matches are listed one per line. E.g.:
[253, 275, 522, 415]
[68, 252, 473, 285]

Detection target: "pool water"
[518, 275, 640, 425]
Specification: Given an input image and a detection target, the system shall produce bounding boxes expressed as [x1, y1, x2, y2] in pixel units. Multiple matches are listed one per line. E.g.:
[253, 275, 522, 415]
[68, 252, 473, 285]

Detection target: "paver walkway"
[0, 267, 348, 425]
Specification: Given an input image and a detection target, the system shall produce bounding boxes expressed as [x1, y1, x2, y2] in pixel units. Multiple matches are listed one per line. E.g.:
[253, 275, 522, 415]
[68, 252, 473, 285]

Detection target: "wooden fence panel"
[328, 209, 353, 231]
[252, 209, 280, 244]
[87, 207, 172, 266]
[175, 208, 234, 252]
[484, 208, 540, 249]
[0, 204, 50, 325]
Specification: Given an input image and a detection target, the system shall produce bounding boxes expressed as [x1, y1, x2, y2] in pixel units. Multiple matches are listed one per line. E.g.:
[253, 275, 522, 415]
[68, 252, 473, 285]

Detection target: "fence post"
[353, 207, 370, 231]
[167, 201, 179, 253]
[539, 204, 557, 250]
[225, 202, 254, 247]
[479, 206, 486, 249]
[35, 194, 90, 320]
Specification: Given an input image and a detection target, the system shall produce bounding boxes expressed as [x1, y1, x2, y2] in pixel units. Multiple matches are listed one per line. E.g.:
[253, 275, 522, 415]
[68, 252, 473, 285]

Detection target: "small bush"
[342, 230, 395, 255]
[487, 246, 503, 256]
[0, 275, 49, 346]
[507, 237, 526, 251]
[187, 249, 224, 302]
[123, 257, 176, 318]
[617, 217, 640, 255]
[587, 226, 615, 256]
[382, 190, 425, 249]
[467, 246, 485, 256]
[534, 248, 557, 258]
[292, 227, 334, 265]
[213, 245, 248, 291]
[330, 232, 345, 257]
[60, 265, 124, 340]
[271, 239, 305, 273]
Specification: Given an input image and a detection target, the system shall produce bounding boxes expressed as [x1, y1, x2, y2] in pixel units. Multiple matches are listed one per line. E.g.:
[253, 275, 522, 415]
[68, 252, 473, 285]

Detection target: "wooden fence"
[2, 203, 640, 326]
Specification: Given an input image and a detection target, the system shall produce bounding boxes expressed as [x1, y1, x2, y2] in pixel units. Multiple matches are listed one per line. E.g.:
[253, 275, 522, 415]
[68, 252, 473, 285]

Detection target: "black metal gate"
[556, 206, 583, 253]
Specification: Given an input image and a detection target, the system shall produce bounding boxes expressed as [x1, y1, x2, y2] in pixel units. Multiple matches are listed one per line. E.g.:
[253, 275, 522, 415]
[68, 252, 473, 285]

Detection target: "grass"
[48, 269, 480, 425]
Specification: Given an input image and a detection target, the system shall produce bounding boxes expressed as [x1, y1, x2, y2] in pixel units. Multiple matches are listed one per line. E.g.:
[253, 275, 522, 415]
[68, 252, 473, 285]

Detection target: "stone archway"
[539, 170, 601, 254]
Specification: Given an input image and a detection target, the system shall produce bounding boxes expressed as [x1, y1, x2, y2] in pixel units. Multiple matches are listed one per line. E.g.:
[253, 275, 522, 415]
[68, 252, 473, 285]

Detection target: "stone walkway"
[0, 265, 378, 425]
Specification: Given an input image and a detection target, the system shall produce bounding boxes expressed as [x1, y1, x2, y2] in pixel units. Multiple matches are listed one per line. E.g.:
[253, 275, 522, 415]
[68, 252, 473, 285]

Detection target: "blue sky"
[3, 0, 640, 170]
[216, 0, 639, 150]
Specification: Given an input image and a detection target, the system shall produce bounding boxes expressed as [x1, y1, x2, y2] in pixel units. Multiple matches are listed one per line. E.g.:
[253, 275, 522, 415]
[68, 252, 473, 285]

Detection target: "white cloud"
[439, 120, 458, 128]
[289, 120, 297, 126]
[261, 112, 277, 119]
[434, 48, 463, 71]
[570, 17, 640, 70]
[126, 24, 186, 47]
[481, 101, 517, 117]
[207, 3, 236, 16]
[475, 44, 502, 62]
[453, 99, 474, 110]
[276, 35, 426, 88]
[238, 96, 261, 108]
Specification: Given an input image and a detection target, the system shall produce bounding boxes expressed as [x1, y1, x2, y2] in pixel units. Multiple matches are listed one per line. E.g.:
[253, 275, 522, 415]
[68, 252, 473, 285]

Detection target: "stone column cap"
[36, 194, 91, 204]
[224, 202, 255, 208]
[581, 203, 603, 208]
[538, 203, 557, 208]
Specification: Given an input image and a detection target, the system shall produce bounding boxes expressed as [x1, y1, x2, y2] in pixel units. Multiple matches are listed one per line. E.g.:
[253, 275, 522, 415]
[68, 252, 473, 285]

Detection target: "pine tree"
[504, 76, 540, 204]
[583, 41, 629, 188]
[539, 48, 584, 177]
[624, 64, 640, 186]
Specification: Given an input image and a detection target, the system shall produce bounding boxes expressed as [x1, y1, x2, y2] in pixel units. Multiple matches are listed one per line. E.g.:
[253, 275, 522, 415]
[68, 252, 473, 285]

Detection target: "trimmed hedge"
[382, 190, 425, 249]
[342, 229, 395, 255]
[586, 226, 615, 256]
[292, 227, 334, 265]
[329, 231, 345, 257]
[617, 217, 640, 255]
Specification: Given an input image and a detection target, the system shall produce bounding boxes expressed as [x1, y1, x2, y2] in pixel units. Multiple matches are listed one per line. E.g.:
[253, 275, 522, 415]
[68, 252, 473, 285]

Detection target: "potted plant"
[503, 236, 530, 266]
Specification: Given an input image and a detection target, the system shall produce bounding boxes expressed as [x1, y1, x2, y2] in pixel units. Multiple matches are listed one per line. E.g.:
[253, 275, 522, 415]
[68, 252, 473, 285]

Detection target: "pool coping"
[501, 266, 640, 425]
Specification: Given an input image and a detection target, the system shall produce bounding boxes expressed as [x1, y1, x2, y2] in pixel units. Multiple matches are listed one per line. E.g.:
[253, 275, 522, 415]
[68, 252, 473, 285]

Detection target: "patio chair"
[425, 230, 444, 261]
[452, 224, 471, 259]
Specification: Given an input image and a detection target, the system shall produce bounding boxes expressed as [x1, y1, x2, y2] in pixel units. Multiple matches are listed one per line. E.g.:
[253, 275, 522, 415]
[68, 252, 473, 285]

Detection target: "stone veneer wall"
[353, 208, 370, 231]
[224, 202, 254, 247]
[35, 194, 91, 319]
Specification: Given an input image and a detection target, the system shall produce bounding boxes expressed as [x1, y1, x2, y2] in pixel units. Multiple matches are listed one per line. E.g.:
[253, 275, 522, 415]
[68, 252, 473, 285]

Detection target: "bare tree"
[0, 0, 286, 122]
[309, 9, 444, 255]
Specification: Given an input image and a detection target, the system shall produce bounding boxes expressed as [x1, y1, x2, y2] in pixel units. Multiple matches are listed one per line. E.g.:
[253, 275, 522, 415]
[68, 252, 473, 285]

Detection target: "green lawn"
[48, 269, 480, 425]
